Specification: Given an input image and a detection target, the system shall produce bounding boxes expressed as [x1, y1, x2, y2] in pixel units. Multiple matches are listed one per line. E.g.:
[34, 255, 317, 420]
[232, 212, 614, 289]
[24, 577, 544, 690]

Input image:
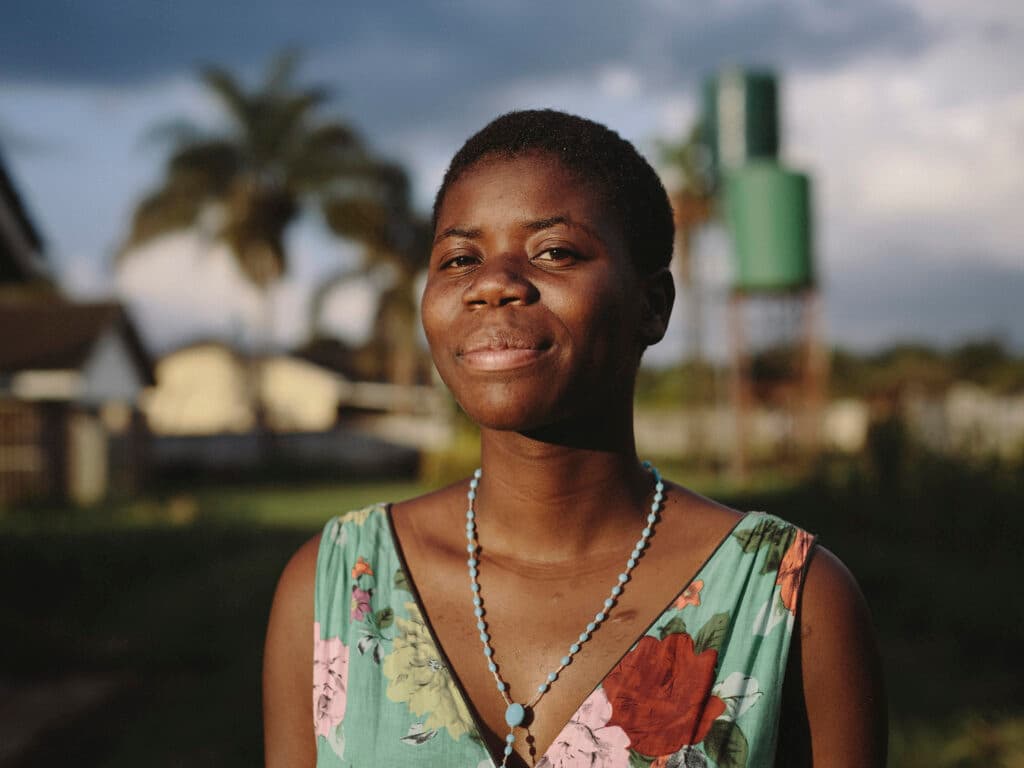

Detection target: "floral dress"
[314, 504, 816, 768]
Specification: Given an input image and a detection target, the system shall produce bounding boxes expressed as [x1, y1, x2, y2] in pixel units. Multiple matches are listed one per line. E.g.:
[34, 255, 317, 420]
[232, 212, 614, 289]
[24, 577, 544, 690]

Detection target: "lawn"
[1, 454, 1020, 767]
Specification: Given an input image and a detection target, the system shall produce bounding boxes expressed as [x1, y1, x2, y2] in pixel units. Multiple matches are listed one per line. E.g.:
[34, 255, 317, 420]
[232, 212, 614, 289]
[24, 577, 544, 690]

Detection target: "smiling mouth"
[458, 332, 552, 372]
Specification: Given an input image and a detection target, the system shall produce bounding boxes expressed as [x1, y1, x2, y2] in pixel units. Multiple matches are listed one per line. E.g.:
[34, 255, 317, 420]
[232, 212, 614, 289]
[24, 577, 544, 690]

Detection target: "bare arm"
[779, 546, 888, 767]
[263, 534, 321, 768]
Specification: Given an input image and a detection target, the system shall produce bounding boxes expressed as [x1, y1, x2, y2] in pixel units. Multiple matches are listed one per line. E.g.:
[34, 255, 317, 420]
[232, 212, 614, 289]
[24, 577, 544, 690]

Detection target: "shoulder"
[263, 531, 322, 766]
[266, 531, 321, 653]
[785, 545, 888, 766]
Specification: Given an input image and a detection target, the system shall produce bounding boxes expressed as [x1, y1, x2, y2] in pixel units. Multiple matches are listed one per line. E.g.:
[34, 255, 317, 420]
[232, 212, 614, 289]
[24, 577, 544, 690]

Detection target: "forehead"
[436, 153, 615, 230]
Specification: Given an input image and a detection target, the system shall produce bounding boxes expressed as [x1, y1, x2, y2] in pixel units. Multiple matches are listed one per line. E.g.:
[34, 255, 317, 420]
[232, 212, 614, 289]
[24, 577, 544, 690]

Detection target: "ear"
[638, 267, 674, 347]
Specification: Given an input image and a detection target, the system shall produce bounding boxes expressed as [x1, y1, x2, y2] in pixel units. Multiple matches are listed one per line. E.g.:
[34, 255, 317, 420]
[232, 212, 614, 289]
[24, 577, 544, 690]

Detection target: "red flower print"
[350, 586, 372, 621]
[603, 633, 725, 756]
[351, 556, 374, 579]
[777, 529, 813, 613]
[673, 579, 704, 610]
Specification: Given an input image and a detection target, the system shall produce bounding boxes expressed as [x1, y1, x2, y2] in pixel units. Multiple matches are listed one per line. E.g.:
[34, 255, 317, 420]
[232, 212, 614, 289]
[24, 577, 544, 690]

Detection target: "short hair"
[432, 109, 674, 275]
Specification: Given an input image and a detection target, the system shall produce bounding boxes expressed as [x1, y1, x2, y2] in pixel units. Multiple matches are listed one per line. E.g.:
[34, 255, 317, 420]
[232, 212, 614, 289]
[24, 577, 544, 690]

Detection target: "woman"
[264, 110, 886, 767]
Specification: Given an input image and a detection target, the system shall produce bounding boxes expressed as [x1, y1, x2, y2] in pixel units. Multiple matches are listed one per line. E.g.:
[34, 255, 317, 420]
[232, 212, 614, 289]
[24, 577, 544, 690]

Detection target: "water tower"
[702, 68, 827, 481]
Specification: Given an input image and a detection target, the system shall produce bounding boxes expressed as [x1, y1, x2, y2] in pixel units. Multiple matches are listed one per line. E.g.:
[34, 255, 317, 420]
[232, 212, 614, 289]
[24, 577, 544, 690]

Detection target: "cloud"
[1, 1, 1020, 357]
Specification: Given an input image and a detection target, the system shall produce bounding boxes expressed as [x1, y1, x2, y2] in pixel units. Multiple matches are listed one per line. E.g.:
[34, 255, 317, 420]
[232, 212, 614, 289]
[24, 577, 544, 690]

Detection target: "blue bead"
[466, 530, 474, 540]
[504, 745, 514, 756]
[570, 643, 580, 653]
[470, 567, 478, 578]
[579, 632, 589, 642]
[468, 490, 476, 500]
[484, 647, 493, 657]
[547, 672, 557, 682]
[496, 679, 505, 689]
[586, 622, 596, 632]
[466, 521, 474, 530]
[490, 663, 498, 673]
[642, 527, 652, 537]
[630, 549, 640, 560]
[595, 612, 606, 622]
[560, 656, 571, 666]
[618, 573, 628, 583]
[477, 620, 486, 630]
[627, 558, 637, 568]
[647, 513, 657, 523]
[466, 509, 475, 519]
[470, 477, 479, 489]
[467, 544, 475, 553]
[471, 583, 480, 592]
[473, 468, 482, 478]
[538, 683, 549, 693]
[655, 481, 664, 492]
[474, 608, 484, 618]
[612, 585, 622, 596]
[468, 558, 478, 567]
[506, 733, 516, 743]
[604, 598, 614, 608]
[480, 632, 489, 642]
[473, 596, 482, 607]
[505, 703, 525, 727]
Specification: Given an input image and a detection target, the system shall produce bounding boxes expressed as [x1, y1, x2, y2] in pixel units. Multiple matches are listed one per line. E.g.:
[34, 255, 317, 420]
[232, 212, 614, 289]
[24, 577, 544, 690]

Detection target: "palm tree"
[313, 161, 432, 394]
[120, 52, 429, 420]
[122, 51, 373, 293]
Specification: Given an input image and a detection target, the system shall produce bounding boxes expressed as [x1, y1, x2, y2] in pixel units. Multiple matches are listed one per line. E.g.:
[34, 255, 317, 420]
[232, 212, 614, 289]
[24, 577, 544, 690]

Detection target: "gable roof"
[0, 301, 154, 384]
[0, 150, 53, 286]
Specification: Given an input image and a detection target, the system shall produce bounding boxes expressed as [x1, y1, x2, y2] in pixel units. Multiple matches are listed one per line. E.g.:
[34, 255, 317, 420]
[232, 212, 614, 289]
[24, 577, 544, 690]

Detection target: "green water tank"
[724, 162, 813, 291]
[701, 69, 779, 183]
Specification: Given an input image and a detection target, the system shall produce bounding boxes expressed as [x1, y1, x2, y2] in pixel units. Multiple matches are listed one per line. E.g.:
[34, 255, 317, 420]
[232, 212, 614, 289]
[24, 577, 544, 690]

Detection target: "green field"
[1, 454, 1021, 767]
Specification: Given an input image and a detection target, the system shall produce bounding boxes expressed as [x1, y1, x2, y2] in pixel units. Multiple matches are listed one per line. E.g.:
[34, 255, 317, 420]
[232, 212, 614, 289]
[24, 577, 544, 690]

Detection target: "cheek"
[420, 283, 452, 357]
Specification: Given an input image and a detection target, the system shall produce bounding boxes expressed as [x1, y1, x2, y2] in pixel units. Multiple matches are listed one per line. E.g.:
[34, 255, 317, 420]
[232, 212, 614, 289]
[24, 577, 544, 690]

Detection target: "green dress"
[314, 504, 816, 768]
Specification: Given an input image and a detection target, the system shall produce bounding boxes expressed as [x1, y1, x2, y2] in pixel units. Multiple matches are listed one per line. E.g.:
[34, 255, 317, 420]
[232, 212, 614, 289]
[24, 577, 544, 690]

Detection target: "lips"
[457, 328, 551, 371]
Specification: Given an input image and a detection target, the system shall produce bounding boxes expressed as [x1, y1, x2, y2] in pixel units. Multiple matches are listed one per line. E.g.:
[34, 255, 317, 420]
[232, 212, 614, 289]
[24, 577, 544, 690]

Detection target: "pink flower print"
[313, 622, 350, 737]
[673, 580, 704, 610]
[351, 556, 374, 579]
[350, 586, 372, 622]
[537, 688, 631, 768]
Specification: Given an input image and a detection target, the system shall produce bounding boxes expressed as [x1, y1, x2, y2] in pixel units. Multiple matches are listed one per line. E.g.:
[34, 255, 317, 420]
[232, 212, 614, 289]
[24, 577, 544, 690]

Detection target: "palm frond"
[200, 67, 251, 133]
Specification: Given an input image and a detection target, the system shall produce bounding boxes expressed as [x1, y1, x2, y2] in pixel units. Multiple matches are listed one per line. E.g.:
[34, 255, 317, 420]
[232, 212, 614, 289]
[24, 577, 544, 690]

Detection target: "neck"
[472, 424, 653, 563]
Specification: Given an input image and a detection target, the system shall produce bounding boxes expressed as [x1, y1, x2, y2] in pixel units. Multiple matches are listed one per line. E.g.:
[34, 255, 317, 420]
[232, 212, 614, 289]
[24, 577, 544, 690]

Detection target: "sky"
[1, 0, 1022, 364]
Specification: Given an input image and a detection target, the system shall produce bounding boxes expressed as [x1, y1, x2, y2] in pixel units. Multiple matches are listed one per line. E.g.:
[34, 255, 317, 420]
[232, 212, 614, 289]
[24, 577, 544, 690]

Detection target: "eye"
[532, 247, 578, 265]
[438, 253, 480, 271]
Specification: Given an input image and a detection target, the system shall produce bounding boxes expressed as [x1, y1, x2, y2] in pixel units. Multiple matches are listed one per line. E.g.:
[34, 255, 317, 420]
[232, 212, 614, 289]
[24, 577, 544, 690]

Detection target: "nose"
[464, 256, 538, 308]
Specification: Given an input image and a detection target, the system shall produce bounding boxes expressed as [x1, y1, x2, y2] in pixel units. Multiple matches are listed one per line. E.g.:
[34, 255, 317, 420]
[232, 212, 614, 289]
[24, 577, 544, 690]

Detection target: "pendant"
[505, 702, 526, 728]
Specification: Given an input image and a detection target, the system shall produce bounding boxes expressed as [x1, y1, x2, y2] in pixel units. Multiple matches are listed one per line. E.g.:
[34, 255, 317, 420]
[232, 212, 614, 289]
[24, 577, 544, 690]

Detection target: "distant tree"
[121, 52, 378, 295]
[313, 162, 432, 390]
[121, 51, 430, 401]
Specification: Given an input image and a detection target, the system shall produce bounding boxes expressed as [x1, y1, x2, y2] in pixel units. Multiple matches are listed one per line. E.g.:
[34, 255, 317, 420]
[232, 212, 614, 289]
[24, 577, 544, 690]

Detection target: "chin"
[457, 394, 556, 433]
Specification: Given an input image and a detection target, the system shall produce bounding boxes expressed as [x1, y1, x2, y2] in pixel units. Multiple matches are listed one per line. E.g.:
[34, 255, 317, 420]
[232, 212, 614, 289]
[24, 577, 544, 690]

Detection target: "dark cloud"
[3, 1, 932, 90]
[825, 254, 1024, 352]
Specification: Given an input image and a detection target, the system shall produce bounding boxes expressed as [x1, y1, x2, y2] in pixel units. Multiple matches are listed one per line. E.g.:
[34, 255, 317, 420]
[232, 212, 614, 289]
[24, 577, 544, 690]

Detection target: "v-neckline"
[381, 502, 748, 767]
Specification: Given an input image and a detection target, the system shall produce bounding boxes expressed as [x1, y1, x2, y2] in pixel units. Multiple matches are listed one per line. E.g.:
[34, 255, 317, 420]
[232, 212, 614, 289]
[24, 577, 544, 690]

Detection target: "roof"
[0, 301, 154, 384]
[0, 149, 52, 285]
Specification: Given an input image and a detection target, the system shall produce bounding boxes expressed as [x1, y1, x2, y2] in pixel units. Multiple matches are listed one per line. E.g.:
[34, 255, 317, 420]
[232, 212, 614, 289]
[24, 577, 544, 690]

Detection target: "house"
[0, 150, 154, 506]
[0, 302, 154, 505]
[140, 342, 437, 479]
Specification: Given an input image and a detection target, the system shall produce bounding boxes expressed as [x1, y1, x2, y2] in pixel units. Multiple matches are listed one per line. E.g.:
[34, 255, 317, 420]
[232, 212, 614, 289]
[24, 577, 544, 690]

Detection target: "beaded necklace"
[464, 461, 664, 766]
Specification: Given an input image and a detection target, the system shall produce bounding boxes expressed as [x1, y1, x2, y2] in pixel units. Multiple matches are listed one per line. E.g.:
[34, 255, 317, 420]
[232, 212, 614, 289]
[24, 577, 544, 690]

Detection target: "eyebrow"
[433, 226, 482, 245]
[433, 215, 604, 246]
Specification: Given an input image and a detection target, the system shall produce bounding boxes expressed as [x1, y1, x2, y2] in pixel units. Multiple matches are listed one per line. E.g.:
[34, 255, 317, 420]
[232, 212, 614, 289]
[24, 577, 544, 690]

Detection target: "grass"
[1, 453, 1021, 767]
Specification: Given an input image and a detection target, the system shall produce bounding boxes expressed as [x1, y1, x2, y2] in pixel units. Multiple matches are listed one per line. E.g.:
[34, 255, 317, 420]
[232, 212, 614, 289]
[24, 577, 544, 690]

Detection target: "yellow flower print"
[339, 505, 376, 527]
[382, 602, 474, 740]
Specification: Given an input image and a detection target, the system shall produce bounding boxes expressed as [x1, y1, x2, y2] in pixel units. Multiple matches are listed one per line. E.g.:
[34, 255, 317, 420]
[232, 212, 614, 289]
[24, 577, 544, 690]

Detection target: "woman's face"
[422, 153, 666, 433]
